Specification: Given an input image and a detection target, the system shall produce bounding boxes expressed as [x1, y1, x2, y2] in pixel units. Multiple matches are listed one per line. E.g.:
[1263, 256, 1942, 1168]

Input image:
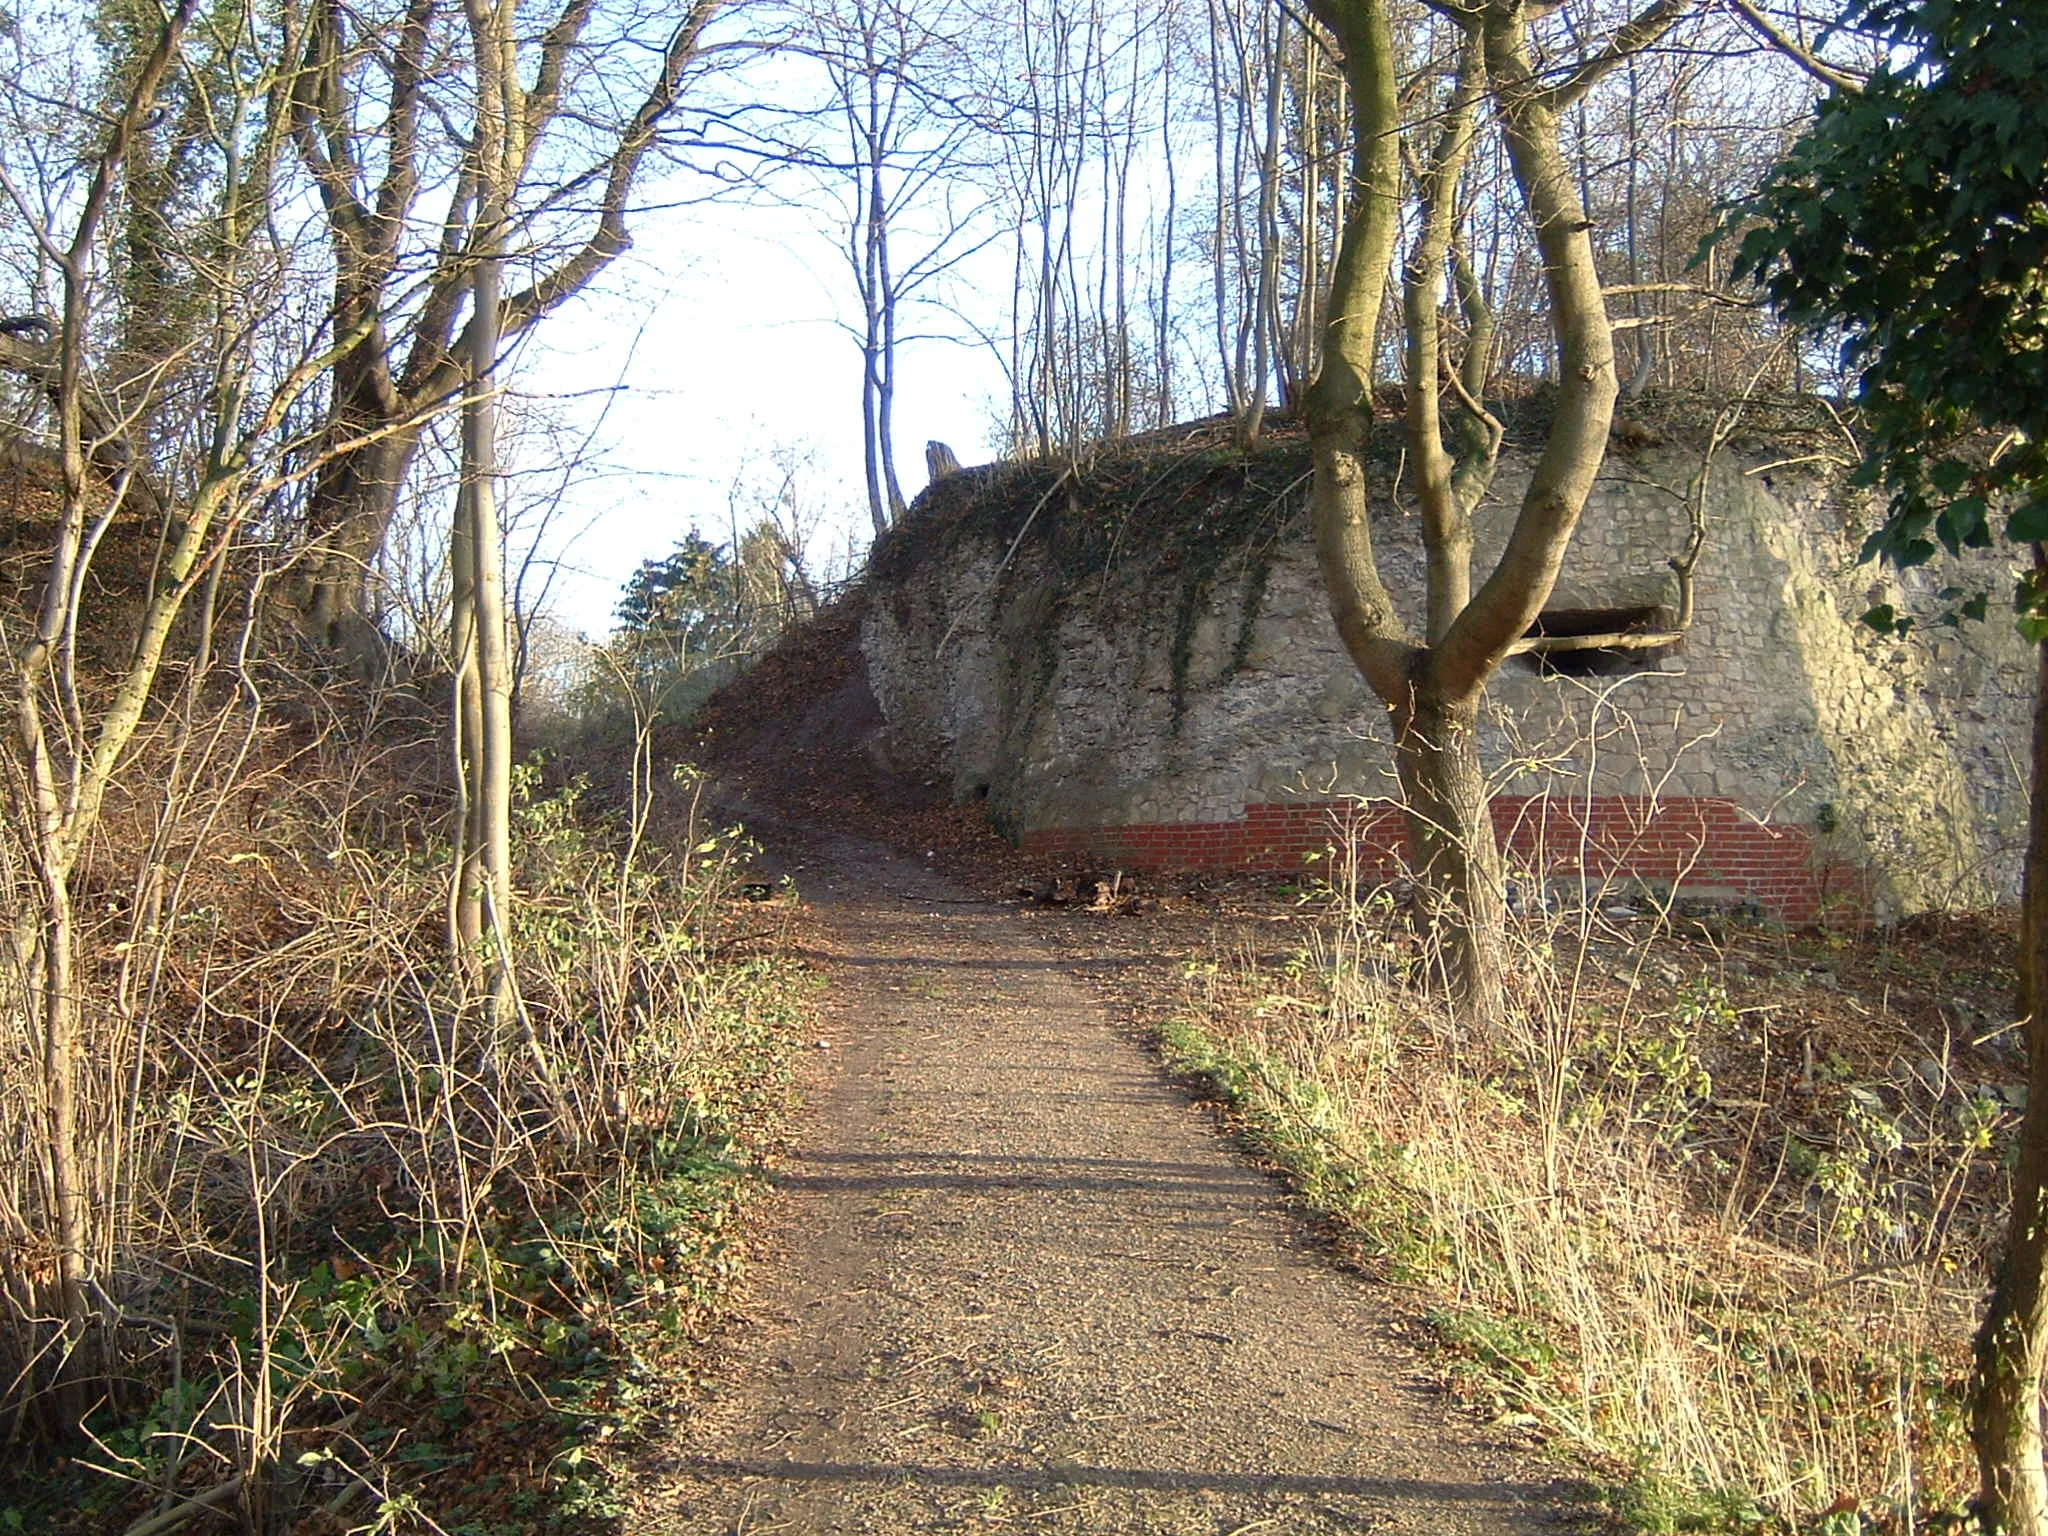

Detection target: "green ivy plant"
[1728, 0, 2048, 635]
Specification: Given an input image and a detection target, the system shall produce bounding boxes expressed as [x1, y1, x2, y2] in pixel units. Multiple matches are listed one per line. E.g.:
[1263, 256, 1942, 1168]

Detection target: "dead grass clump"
[1161, 840, 2008, 1532]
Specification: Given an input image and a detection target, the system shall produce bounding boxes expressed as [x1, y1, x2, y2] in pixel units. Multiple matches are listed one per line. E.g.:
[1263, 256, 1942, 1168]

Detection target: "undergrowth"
[1157, 845, 2008, 1534]
[0, 682, 813, 1535]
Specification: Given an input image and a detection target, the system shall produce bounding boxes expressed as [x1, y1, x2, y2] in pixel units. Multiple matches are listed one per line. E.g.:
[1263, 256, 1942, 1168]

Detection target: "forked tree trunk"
[1299, 0, 1677, 1021]
[1301, 0, 1509, 1013]
[1973, 633, 2048, 1535]
[1392, 683, 1506, 1019]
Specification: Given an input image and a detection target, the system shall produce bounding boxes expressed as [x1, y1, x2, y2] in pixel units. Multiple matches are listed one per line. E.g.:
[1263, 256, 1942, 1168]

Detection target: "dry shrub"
[0, 650, 807, 1529]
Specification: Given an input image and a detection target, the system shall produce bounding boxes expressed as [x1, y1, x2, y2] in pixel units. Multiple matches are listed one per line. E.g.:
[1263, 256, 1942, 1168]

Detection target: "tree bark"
[1973, 631, 2048, 1535]
[1392, 682, 1506, 1019]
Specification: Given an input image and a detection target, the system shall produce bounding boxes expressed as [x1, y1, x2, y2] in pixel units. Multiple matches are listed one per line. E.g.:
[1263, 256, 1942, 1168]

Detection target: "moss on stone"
[875, 423, 1329, 730]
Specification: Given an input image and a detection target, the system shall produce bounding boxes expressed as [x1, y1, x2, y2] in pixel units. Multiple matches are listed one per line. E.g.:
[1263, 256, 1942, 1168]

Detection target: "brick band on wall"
[1017, 796, 1865, 924]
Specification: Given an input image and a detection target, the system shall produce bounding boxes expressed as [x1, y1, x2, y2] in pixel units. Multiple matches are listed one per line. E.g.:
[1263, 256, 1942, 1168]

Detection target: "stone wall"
[861, 431, 2033, 919]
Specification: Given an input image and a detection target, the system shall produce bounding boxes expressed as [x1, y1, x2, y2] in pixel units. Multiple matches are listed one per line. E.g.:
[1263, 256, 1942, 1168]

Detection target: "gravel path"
[634, 830, 1591, 1535]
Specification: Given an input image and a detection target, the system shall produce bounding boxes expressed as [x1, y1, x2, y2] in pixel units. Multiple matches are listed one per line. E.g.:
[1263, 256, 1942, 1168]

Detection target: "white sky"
[515, 184, 1011, 637]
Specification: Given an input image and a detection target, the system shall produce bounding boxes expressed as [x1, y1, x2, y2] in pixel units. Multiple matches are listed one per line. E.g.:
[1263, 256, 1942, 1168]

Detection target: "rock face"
[861, 424, 2032, 919]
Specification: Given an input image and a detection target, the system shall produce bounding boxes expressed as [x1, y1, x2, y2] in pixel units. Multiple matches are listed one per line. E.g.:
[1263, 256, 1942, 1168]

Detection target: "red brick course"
[1018, 796, 1866, 924]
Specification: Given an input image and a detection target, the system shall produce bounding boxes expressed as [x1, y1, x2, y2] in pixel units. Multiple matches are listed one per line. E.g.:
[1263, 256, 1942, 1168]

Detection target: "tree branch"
[1537, 0, 1700, 113]
[1722, 0, 1865, 94]
[526, 0, 600, 162]
[500, 0, 729, 337]
[287, 0, 370, 242]
[366, 0, 437, 267]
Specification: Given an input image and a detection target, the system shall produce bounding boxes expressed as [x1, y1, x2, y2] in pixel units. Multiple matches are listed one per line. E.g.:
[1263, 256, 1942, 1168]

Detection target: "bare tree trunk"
[1154, 1, 1177, 427]
[860, 30, 896, 534]
[1973, 629, 2048, 1536]
[468, 330, 516, 1028]
[878, 211, 907, 518]
[861, 330, 890, 535]
[1293, 24, 1320, 396]
[1393, 685, 1506, 1018]
[458, 0, 517, 1032]
[1621, 57, 1652, 397]
[1240, 2, 1285, 445]
[450, 503, 484, 953]
[1093, 8, 1117, 436]
[1110, 13, 1138, 440]
[454, 489, 515, 994]
[812, 0, 981, 514]
[1223, 0, 1254, 413]
[1207, 0, 1241, 417]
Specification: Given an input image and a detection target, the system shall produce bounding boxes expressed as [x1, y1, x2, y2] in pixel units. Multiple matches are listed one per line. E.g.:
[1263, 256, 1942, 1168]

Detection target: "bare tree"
[803, 0, 992, 532]
[1302, 0, 1696, 1014]
[451, 0, 518, 1033]
[282, 0, 733, 652]
[0, 0, 346, 1399]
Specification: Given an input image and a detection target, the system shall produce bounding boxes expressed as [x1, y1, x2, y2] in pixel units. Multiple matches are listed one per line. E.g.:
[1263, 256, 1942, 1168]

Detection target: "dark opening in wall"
[1518, 604, 1679, 677]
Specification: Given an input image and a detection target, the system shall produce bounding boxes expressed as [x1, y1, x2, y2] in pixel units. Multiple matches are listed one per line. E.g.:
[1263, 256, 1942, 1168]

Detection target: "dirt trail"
[634, 825, 1590, 1535]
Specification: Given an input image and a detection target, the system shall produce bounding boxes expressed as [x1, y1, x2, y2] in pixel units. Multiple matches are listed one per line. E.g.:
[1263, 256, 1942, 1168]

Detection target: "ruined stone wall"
[862, 436, 2033, 919]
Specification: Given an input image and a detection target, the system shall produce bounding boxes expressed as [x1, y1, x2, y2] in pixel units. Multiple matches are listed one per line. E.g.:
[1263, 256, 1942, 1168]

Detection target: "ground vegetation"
[1731, 1, 2048, 1525]
[0, 5, 823, 1531]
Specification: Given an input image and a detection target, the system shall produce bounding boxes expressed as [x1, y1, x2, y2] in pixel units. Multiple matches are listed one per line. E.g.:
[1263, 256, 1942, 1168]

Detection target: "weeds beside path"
[629, 822, 1592, 1535]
